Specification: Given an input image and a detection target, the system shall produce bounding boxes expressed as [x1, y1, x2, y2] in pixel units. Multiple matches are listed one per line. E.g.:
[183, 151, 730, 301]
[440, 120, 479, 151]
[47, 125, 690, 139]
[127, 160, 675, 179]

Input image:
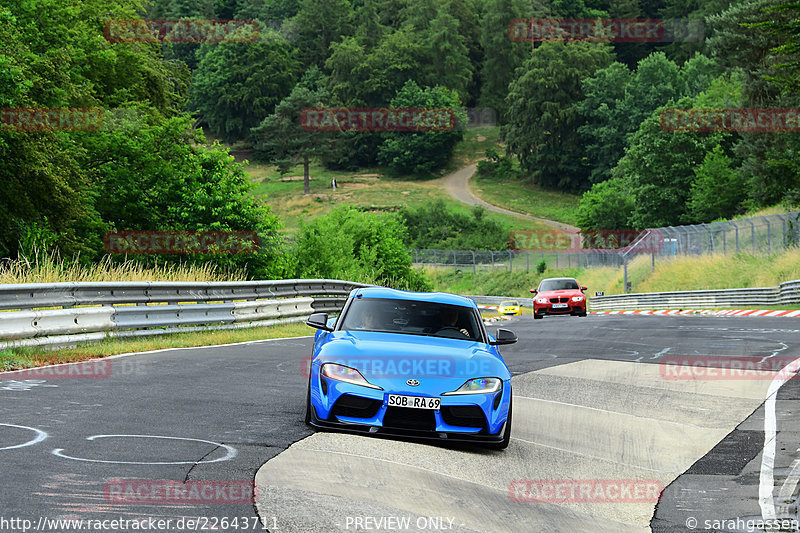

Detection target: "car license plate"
[387, 395, 440, 409]
[552, 303, 568, 308]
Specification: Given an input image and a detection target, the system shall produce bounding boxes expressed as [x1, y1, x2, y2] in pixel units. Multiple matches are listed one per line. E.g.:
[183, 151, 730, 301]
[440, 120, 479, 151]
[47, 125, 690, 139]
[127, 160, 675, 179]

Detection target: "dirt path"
[437, 163, 580, 232]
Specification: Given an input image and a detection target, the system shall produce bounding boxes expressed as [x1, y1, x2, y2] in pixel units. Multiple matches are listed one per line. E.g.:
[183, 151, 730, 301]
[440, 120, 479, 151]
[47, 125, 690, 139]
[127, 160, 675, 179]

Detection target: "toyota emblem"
[406, 379, 420, 387]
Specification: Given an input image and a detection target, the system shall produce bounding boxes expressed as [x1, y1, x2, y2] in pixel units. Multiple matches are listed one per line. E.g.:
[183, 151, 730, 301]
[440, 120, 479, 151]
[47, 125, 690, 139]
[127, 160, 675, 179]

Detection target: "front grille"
[441, 405, 487, 430]
[382, 407, 436, 431]
[330, 394, 382, 419]
[549, 297, 569, 303]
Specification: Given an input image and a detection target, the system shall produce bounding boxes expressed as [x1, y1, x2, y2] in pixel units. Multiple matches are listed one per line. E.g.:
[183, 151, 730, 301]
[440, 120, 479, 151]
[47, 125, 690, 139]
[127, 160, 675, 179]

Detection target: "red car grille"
[549, 297, 569, 303]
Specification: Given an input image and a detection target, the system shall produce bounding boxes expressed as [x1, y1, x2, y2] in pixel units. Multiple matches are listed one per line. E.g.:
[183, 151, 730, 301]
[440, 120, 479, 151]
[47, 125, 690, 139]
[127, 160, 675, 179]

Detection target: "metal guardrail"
[590, 280, 800, 311]
[0, 279, 368, 349]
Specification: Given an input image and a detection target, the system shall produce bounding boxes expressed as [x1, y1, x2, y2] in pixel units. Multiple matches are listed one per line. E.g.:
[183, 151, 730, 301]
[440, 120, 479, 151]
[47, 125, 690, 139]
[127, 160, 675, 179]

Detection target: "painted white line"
[0, 335, 314, 378]
[759, 357, 800, 521]
[778, 452, 800, 502]
[0, 423, 48, 451]
[52, 434, 237, 465]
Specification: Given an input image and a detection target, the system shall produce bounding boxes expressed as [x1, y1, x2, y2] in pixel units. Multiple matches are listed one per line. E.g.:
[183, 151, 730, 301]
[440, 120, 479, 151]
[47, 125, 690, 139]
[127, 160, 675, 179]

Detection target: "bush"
[476, 147, 518, 180]
[291, 206, 429, 290]
[400, 200, 508, 250]
[536, 259, 547, 274]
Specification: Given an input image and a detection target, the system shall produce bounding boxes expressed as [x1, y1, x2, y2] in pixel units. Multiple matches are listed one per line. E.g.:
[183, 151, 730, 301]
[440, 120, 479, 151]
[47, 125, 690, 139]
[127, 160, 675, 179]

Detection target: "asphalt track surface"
[1, 314, 799, 532]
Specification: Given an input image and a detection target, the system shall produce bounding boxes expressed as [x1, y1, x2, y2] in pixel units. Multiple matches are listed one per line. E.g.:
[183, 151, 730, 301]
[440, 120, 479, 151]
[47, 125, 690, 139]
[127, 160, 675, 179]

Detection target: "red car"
[530, 277, 587, 319]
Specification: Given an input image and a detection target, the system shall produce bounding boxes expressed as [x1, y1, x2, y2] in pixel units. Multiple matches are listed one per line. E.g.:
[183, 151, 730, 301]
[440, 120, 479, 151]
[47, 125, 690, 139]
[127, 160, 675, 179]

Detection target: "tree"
[479, 0, 530, 121]
[504, 41, 614, 191]
[251, 84, 338, 194]
[190, 36, 301, 143]
[421, 7, 473, 104]
[613, 108, 730, 228]
[687, 145, 747, 223]
[377, 81, 466, 175]
[708, 0, 800, 207]
[288, 0, 354, 67]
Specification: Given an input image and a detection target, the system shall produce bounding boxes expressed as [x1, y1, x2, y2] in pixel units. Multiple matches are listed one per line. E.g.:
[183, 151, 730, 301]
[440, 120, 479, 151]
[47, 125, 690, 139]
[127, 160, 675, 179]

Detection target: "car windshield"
[339, 298, 482, 342]
[539, 279, 580, 291]
[501, 301, 519, 306]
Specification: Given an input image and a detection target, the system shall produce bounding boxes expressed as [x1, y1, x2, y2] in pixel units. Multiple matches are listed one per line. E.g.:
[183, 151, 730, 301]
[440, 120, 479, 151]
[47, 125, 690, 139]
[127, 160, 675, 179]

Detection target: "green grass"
[472, 173, 582, 226]
[444, 126, 502, 171]
[0, 321, 312, 372]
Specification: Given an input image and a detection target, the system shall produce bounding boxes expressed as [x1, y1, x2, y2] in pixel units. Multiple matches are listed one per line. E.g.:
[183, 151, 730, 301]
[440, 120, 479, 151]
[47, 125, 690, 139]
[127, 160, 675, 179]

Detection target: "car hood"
[315, 330, 511, 382]
[536, 289, 584, 298]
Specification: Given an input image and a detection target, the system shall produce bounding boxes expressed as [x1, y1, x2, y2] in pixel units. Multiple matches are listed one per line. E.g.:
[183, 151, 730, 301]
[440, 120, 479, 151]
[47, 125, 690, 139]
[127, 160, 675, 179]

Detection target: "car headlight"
[321, 363, 382, 390]
[443, 377, 502, 395]
[571, 296, 584, 301]
[535, 298, 548, 304]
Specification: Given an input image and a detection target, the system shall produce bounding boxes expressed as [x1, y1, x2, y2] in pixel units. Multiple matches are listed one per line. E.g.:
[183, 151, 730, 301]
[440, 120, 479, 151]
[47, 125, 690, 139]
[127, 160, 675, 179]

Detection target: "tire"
[304, 378, 313, 426]
[489, 395, 512, 450]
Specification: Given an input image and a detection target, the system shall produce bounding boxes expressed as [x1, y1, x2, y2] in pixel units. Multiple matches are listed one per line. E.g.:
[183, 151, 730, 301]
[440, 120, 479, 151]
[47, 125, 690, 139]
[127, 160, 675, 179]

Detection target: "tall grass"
[0, 249, 247, 284]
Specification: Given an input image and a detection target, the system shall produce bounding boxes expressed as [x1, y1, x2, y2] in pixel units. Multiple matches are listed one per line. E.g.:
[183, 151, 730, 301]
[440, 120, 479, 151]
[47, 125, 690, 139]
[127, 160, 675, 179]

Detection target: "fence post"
[490, 251, 495, 269]
[761, 216, 771, 254]
[472, 251, 476, 274]
[623, 255, 629, 293]
[508, 251, 513, 272]
[526, 252, 529, 271]
[453, 250, 457, 272]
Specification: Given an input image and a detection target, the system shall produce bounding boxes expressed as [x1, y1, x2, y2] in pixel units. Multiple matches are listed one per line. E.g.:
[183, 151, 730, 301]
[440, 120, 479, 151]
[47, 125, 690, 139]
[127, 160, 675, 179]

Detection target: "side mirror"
[306, 312, 333, 331]
[529, 289, 537, 294]
[581, 286, 588, 291]
[490, 328, 517, 346]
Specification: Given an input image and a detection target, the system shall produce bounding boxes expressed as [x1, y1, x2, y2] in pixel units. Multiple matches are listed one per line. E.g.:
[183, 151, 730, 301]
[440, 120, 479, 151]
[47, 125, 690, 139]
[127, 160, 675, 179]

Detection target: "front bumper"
[309, 374, 511, 442]
[534, 302, 585, 315]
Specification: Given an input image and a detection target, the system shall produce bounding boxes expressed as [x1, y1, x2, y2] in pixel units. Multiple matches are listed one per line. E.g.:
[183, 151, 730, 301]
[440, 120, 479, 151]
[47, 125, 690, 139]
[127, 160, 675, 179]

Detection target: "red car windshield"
[539, 279, 580, 291]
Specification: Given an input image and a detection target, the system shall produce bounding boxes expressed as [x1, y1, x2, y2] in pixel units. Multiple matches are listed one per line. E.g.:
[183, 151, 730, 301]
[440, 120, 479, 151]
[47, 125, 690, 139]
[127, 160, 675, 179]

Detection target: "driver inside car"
[437, 307, 470, 337]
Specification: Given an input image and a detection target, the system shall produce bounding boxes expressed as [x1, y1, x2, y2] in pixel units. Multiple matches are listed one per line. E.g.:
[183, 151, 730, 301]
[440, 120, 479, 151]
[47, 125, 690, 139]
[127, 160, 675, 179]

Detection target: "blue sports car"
[304, 287, 517, 449]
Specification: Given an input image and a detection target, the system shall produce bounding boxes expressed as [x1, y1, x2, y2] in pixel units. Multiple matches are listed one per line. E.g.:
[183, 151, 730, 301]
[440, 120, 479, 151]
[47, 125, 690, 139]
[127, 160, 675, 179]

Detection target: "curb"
[590, 309, 800, 317]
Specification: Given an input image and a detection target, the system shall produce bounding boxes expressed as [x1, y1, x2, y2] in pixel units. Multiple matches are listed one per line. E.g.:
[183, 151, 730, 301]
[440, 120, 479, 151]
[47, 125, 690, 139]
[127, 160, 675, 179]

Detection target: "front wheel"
[489, 396, 512, 450]
[304, 378, 312, 426]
